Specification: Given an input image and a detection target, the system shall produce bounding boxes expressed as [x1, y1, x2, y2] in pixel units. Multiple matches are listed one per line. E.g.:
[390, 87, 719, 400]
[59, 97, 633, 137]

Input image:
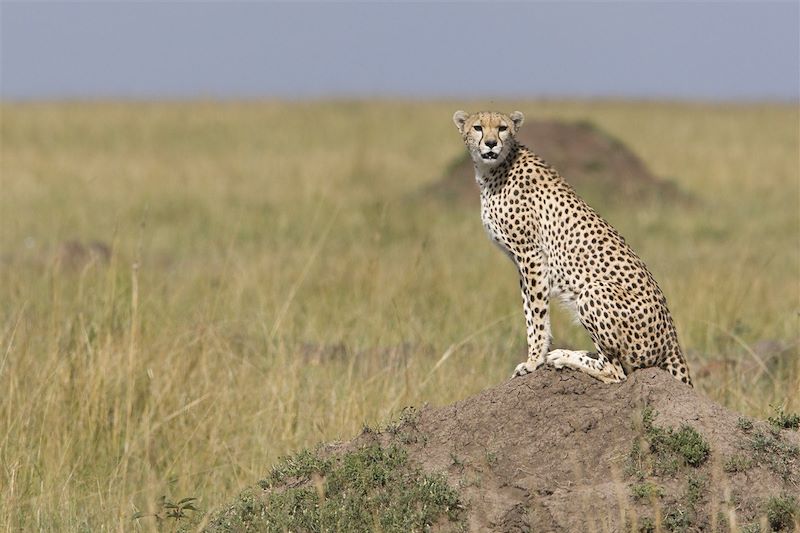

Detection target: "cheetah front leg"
[546, 349, 627, 383]
[511, 253, 552, 377]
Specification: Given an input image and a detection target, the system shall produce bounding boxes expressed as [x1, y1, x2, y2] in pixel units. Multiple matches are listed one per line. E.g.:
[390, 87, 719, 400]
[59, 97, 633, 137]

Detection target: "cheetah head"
[453, 110, 524, 167]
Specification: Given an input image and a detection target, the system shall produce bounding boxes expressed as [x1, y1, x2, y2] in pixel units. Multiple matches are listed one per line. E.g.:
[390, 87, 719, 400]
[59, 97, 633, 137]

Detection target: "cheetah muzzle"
[452, 109, 693, 386]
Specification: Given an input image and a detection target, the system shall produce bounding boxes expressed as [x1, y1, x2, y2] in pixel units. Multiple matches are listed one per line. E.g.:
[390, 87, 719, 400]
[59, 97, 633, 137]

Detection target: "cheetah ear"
[510, 111, 524, 131]
[453, 110, 469, 133]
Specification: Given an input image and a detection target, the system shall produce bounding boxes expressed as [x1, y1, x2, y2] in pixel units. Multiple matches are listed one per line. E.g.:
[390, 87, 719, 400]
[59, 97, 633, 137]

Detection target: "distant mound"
[196, 368, 799, 532]
[429, 120, 690, 207]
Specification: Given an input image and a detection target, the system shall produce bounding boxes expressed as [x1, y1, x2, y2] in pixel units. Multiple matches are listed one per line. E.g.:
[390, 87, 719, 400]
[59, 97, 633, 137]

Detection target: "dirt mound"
[200, 368, 799, 532]
[431, 120, 689, 207]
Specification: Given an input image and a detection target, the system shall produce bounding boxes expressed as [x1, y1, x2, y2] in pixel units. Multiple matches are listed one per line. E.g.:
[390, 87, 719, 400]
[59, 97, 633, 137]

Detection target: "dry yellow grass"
[0, 100, 798, 531]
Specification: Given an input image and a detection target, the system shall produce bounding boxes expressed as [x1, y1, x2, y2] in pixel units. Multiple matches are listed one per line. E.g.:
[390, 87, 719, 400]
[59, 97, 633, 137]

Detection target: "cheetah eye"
[473, 125, 482, 132]
[498, 125, 508, 132]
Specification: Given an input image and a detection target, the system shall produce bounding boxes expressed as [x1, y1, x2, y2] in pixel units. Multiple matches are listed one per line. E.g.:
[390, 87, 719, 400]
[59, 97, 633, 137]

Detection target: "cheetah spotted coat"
[453, 110, 692, 385]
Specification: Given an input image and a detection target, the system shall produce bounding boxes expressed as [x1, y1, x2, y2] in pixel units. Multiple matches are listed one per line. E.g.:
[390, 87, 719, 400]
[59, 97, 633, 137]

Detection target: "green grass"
[745, 428, 799, 483]
[656, 474, 708, 532]
[630, 482, 664, 502]
[1, 100, 798, 531]
[639, 406, 711, 474]
[738, 417, 755, 431]
[768, 405, 800, 430]
[722, 454, 753, 473]
[628, 408, 712, 532]
[198, 443, 463, 532]
[764, 493, 799, 532]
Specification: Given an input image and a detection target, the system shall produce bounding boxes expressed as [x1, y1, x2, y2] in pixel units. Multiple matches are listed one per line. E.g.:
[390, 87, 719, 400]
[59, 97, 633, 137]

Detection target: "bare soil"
[429, 120, 690, 207]
[385, 368, 799, 531]
[204, 368, 799, 532]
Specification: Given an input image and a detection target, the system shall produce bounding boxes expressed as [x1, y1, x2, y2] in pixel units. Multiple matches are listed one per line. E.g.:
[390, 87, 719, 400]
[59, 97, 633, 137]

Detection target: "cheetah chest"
[480, 179, 582, 324]
[480, 196, 515, 259]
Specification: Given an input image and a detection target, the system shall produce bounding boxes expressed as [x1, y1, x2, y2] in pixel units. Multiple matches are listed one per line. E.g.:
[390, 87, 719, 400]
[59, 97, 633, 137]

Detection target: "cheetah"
[452, 110, 692, 385]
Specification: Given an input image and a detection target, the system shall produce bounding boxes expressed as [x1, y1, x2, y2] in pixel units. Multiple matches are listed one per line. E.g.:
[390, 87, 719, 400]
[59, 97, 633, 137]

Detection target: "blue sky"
[1, 1, 798, 101]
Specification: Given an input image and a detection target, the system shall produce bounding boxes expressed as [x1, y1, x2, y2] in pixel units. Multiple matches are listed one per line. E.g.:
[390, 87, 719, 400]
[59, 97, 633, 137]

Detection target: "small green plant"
[685, 473, 706, 507]
[384, 406, 422, 444]
[132, 495, 200, 525]
[658, 474, 706, 532]
[765, 493, 799, 532]
[641, 405, 657, 430]
[663, 506, 691, 532]
[627, 407, 711, 482]
[640, 406, 711, 471]
[260, 448, 331, 489]
[485, 451, 498, 467]
[747, 429, 799, 483]
[715, 511, 727, 529]
[626, 439, 647, 480]
[630, 482, 664, 501]
[737, 417, 754, 431]
[449, 452, 464, 469]
[768, 405, 800, 430]
[384, 406, 419, 432]
[637, 516, 656, 533]
[668, 425, 712, 467]
[723, 454, 753, 473]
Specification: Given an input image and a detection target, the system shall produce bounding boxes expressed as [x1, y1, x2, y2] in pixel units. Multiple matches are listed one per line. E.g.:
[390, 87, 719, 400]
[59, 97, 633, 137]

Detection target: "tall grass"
[1, 100, 798, 531]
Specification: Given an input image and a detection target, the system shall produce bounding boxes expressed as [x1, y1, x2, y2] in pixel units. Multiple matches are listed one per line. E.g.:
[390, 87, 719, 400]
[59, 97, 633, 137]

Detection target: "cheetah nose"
[485, 139, 497, 148]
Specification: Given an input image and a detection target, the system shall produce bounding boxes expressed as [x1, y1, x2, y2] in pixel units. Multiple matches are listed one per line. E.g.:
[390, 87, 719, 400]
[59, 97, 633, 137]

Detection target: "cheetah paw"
[545, 349, 570, 369]
[511, 359, 544, 378]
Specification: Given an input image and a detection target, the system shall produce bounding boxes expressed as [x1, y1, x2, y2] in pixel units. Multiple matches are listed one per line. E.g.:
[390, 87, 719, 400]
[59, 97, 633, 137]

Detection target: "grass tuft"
[202, 443, 463, 532]
[723, 454, 753, 473]
[765, 493, 799, 532]
[737, 417, 754, 431]
[768, 405, 800, 431]
[746, 429, 799, 483]
[640, 406, 711, 472]
[630, 482, 664, 501]
[637, 516, 656, 533]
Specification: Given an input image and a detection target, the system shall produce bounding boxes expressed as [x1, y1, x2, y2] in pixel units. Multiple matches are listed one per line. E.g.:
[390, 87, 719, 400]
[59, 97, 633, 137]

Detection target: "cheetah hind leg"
[545, 349, 627, 384]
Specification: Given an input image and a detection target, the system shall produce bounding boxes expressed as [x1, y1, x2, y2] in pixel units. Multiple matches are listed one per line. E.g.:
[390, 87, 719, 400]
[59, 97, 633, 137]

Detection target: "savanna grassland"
[1, 100, 798, 531]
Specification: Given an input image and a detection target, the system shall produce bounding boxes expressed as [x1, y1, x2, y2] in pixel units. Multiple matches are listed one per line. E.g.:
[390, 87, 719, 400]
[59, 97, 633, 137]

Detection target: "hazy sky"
[1, 1, 798, 101]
